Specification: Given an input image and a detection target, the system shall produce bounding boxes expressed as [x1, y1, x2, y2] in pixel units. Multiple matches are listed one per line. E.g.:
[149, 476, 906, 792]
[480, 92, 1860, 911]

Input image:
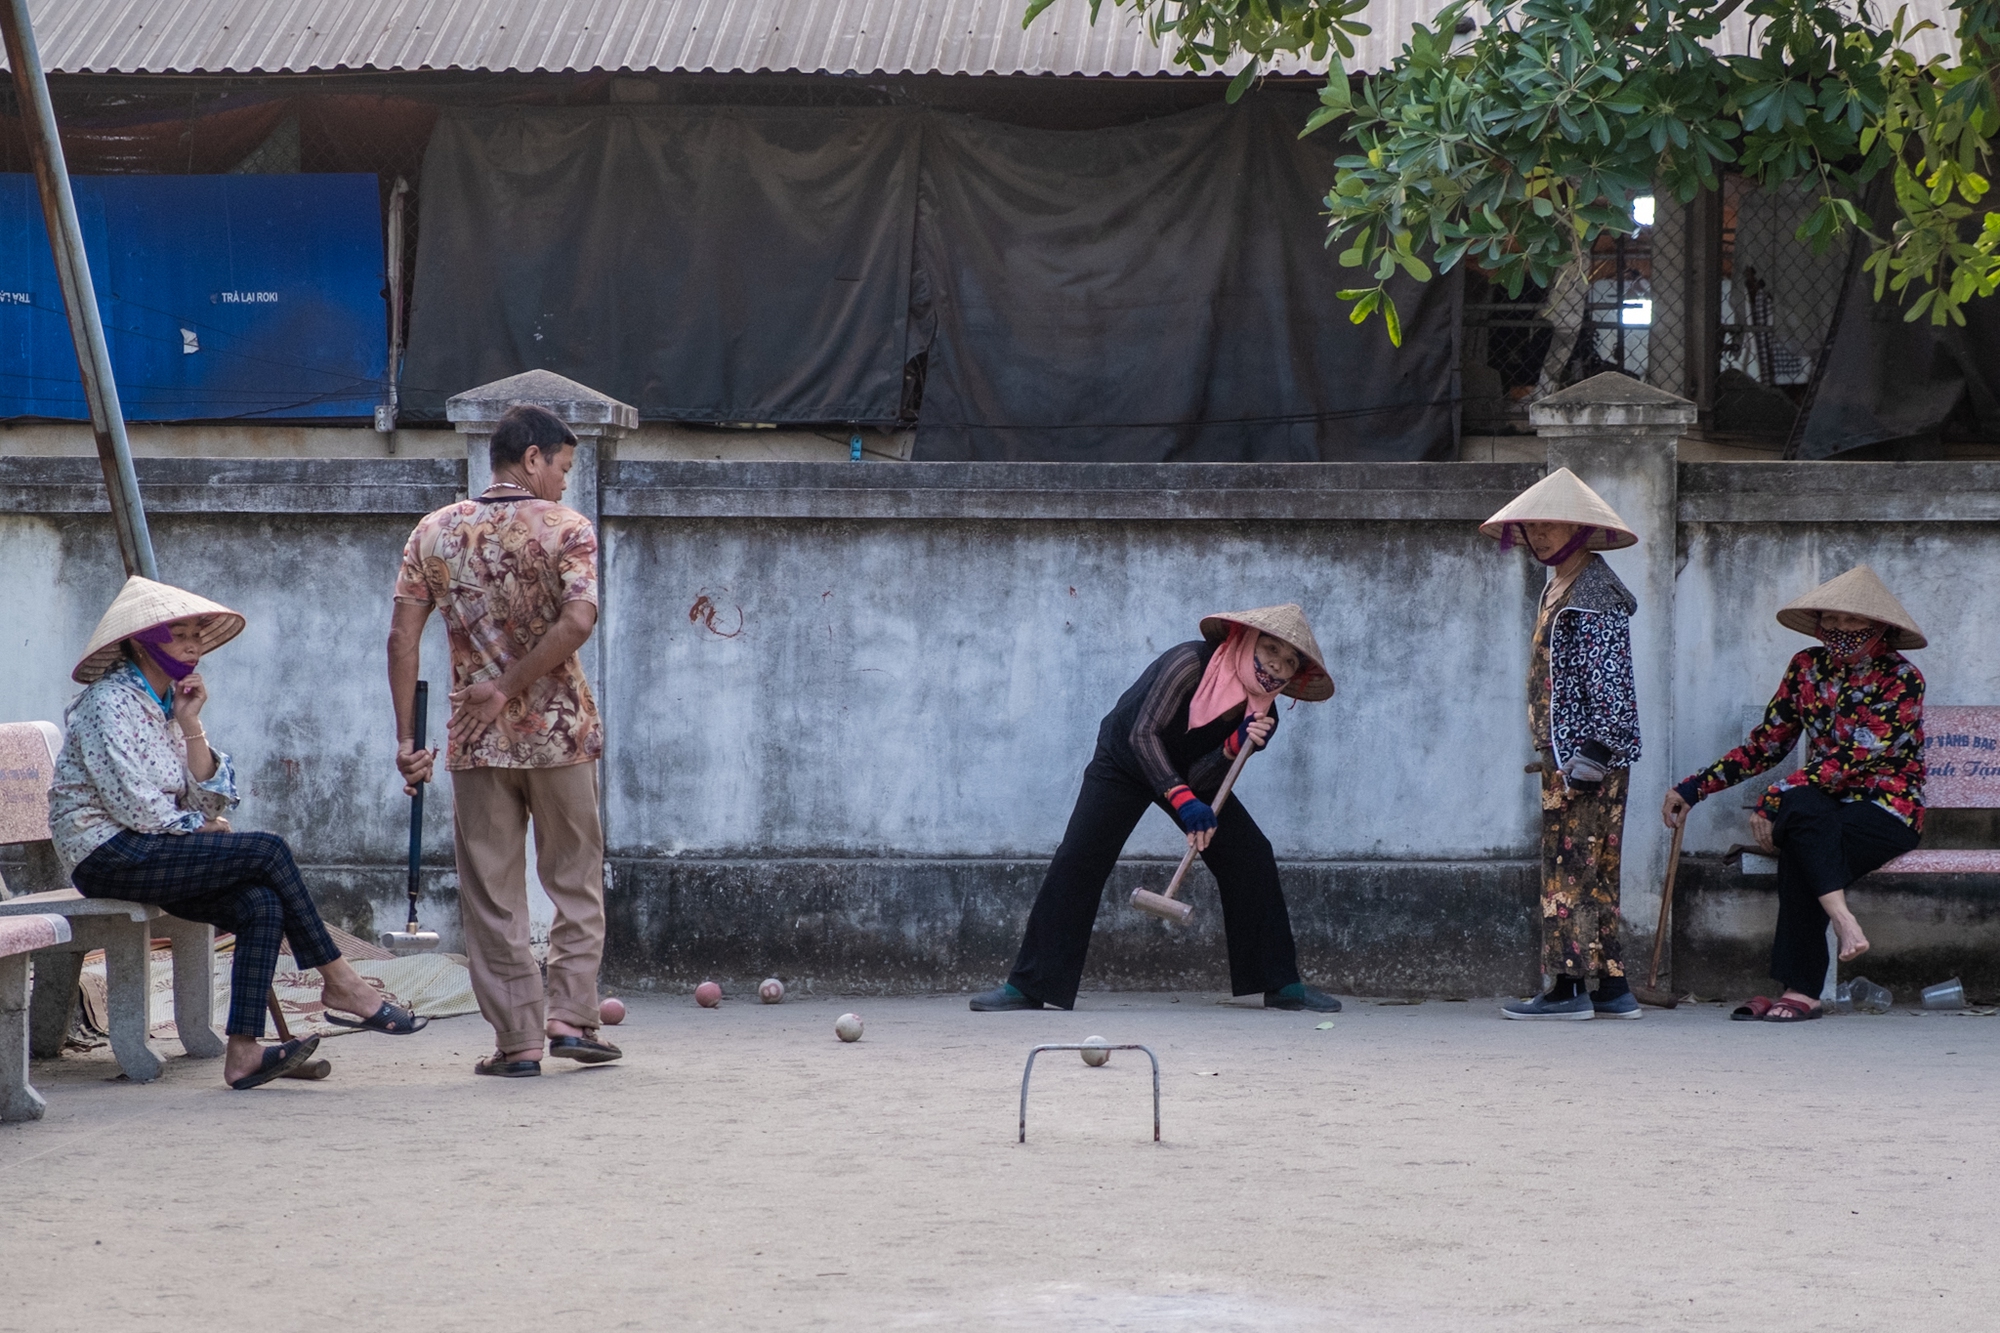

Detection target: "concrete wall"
[6, 454, 1999, 998]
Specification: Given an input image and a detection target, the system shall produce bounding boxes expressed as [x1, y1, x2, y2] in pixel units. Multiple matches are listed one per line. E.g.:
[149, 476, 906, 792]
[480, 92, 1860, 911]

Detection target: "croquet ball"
[834, 1012, 864, 1042]
[599, 997, 626, 1025]
[695, 981, 722, 1008]
[759, 977, 785, 1004]
[1080, 1036, 1111, 1067]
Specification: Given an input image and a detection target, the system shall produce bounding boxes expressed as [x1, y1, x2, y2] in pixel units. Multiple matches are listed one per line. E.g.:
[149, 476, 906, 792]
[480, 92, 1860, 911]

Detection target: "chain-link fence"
[1717, 171, 1851, 448]
[1461, 190, 1690, 436]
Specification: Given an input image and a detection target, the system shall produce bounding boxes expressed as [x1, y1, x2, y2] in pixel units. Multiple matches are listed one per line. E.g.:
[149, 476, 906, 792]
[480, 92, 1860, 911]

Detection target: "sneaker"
[969, 983, 1044, 1012]
[1264, 983, 1343, 1013]
[1500, 990, 1595, 1021]
[1590, 991, 1642, 1019]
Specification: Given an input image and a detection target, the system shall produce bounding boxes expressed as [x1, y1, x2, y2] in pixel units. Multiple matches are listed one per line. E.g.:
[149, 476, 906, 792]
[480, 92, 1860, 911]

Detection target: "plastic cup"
[1921, 978, 1967, 1010]
[1847, 976, 1894, 1015]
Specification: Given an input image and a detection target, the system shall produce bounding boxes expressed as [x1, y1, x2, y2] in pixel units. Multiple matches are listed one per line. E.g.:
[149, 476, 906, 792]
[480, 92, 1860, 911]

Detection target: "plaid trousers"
[72, 829, 341, 1038]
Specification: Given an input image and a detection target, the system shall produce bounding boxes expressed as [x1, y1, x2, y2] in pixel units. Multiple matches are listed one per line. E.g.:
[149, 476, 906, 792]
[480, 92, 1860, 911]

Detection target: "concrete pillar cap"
[1529, 371, 1696, 431]
[446, 369, 638, 435]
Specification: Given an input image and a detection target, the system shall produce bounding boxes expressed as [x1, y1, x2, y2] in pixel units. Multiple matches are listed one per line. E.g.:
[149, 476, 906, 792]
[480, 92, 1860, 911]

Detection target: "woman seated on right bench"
[1661, 566, 1927, 1023]
[47, 576, 426, 1089]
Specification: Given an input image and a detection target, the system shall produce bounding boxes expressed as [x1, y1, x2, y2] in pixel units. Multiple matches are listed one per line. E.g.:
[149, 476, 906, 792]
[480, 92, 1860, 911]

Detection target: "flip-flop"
[1730, 996, 1774, 1021]
[1763, 996, 1823, 1022]
[325, 1000, 428, 1035]
[229, 1036, 321, 1090]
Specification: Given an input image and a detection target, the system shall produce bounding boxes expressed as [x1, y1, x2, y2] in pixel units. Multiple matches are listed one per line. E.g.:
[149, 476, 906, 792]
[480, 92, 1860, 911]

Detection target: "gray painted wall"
[5, 455, 1996, 997]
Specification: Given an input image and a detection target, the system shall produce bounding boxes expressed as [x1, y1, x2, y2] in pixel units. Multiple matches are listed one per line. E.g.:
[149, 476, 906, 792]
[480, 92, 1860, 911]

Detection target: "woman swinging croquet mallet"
[969, 604, 1342, 1013]
[1480, 469, 1644, 1021]
[1663, 565, 1926, 1024]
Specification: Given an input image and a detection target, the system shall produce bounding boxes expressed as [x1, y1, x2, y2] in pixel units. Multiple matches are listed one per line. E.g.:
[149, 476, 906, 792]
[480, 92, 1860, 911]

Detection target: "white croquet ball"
[759, 977, 785, 1004]
[834, 1012, 864, 1043]
[1080, 1036, 1111, 1067]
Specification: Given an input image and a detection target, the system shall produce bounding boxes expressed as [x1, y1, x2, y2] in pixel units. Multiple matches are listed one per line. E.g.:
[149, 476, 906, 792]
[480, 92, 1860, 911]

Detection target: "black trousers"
[74, 829, 341, 1037]
[1007, 754, 1302, 1009]
[1768, 787, 1919, 994]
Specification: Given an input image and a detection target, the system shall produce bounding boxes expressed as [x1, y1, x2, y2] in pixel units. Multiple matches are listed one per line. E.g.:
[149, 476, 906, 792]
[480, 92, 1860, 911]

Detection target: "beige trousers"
[450, 762, 605, 1052]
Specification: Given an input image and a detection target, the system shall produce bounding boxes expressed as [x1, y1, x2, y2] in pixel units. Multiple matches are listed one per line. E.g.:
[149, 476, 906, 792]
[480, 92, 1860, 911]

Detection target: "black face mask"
[1820, 625, 1881, 659]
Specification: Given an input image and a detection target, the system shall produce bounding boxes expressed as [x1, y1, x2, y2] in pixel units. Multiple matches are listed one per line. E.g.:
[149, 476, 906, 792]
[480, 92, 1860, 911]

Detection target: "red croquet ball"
[695, 981, 722, 1008]
[599, 997, 626, 1025]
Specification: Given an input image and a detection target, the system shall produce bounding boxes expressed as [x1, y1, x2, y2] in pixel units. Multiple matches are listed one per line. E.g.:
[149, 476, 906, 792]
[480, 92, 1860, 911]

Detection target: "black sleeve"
[1126, 645, 1207, 797]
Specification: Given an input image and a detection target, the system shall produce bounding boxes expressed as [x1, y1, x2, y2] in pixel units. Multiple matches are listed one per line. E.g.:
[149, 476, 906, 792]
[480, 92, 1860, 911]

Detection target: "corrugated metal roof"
[9, 0, 1402, 78]
[6, 0, 1958, 80]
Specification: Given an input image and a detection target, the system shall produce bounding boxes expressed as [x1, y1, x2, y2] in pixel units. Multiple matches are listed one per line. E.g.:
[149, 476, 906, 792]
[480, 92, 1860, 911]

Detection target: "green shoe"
[969, 983, 1044, 1012]
[1264, 983, 1343, 1013]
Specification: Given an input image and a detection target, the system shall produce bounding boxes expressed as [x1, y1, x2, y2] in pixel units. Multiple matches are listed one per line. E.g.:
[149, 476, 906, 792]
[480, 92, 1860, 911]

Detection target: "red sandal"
[1763, 996, 1823, 1022]
[1730, 996, 1774, 1021]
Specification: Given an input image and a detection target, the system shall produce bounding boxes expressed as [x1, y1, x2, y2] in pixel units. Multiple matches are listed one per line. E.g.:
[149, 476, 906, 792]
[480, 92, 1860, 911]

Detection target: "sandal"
[229, 1036, 321, 1090]
[548, 1034, 624, 1065]
[474, 1051, 542, 1078]
[325, 1000, 428, 1035]
[1764, 996, 1823, 1023]
[1730, 996, 1774, 1021]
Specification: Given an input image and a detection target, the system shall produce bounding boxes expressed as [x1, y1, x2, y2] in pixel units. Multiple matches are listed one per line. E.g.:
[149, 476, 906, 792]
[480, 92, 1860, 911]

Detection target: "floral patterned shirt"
[47, 661, 239, 877]
[1674, 648, 1926, 830]
[394, 496, 603, 770]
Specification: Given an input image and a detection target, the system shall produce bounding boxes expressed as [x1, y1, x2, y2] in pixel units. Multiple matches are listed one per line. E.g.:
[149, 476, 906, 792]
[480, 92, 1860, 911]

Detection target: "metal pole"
[0, 0, 156, 578]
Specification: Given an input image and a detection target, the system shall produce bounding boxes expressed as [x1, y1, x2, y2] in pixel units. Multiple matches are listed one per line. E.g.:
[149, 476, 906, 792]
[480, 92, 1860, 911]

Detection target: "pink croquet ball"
[759, 977, 785, 1004]
[598, 997, 626, 1025]
[695, 981, 723, 1008]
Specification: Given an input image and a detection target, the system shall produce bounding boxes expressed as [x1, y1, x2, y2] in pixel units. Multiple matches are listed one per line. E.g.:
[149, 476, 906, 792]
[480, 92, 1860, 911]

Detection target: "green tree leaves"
[1064, 0, 2000, 339]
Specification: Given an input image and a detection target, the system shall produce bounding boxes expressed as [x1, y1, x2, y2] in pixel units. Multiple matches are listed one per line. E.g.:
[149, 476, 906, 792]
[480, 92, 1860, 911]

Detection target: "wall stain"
[688, 591, 744, 639]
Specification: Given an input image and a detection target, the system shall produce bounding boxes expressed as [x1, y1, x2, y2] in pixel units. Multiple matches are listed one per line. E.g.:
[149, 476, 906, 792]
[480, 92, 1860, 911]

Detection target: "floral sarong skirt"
[1539, 765, 1628, 980]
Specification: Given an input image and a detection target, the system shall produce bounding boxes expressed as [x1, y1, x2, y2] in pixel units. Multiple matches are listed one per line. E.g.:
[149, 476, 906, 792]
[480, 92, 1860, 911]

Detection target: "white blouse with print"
[47, 661, 238, 877]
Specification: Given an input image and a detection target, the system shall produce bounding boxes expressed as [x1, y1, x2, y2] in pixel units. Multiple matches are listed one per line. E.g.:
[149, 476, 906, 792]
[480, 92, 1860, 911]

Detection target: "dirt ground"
[2, 991, 1994, 1332]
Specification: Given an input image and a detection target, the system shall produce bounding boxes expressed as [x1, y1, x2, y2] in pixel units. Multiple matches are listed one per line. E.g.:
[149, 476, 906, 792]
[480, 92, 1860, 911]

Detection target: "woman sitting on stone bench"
[47, 577, 425, 1089]
[1662, 566, 1927, 1024]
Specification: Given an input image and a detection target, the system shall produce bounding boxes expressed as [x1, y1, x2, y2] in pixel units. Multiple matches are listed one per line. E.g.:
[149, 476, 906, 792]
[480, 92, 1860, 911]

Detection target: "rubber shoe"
[1264, 983, 1343, 1013]
[969, 983, 1044, 1012]
[1591, 991, 1642, 1019]
[1500, 990, 1595, 1021]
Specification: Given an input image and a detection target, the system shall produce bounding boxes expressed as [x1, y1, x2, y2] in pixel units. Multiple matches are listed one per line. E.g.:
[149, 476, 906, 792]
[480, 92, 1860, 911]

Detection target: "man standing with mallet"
[388, 404, 622, 1077]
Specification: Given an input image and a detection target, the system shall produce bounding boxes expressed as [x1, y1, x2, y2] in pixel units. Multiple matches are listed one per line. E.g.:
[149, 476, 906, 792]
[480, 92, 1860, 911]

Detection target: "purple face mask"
[131, 623, 197, 681]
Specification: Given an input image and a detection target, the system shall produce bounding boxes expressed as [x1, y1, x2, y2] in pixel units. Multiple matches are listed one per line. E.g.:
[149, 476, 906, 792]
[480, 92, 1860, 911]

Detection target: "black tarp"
[404, 97, 1459, 460]
[912, 99, 1457, 460]
[404, 106, 923, 424]
[1799, 195, 2000, 457]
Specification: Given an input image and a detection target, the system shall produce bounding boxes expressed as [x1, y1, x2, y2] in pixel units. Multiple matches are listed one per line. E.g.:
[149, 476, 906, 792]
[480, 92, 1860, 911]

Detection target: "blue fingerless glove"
[1167, 785, 1217, 833]
[1225, 709, 1280, 758]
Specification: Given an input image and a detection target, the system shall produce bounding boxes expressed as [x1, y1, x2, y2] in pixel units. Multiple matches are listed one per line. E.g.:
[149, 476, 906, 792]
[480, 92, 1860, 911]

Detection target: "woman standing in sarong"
[1481, 469, 1643, 1020]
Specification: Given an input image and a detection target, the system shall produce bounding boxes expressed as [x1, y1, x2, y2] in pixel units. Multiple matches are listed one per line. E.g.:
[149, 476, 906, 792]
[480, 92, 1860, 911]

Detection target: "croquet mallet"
[1130, 736, 1257, 926]
[381, 679, 441, 955]
[1633, 819, 1686, 1009]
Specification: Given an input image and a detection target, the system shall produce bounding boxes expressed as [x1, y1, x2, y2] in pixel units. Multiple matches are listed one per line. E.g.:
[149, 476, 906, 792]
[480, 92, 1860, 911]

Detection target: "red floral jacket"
[1674, 648, 1926, 830]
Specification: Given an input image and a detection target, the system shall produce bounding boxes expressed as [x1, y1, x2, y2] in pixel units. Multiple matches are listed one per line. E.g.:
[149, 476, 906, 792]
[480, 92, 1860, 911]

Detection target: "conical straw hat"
[1776, 565, 1925, 650]
[1478, 467, 1637, 551]
[1198, 603, 1334, 701]
[73, 575, 246, 683]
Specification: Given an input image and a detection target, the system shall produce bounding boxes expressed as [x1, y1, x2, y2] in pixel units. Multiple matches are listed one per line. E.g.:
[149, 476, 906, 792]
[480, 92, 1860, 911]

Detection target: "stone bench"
[0, 721, 224, 1108]
[1, 913, 72, 1122]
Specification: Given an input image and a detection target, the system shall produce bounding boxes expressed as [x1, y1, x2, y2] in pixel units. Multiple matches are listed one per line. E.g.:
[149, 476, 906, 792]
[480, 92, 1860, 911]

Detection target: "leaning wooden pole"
[0, 0, 156, 578]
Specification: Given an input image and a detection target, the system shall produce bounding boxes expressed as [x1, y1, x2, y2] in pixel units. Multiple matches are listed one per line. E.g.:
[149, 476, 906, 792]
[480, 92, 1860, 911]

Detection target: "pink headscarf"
[1188, 624, 1282, 729]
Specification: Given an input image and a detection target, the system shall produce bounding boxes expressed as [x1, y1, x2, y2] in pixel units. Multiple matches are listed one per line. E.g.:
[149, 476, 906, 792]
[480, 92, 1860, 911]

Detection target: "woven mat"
[78, 928, 479, 1041]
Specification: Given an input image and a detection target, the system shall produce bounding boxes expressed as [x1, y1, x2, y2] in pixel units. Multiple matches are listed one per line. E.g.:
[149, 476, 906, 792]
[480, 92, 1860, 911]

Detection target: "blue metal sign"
[0, 173, 386, 420]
